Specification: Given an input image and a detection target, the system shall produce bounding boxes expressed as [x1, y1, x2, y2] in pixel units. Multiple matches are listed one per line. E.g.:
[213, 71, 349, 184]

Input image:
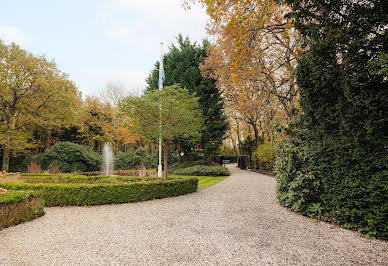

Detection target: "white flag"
[158, 57, 165, 90]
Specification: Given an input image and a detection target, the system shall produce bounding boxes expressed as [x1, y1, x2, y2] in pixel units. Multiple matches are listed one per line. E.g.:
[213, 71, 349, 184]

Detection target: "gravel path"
[1, 165, 387, 265]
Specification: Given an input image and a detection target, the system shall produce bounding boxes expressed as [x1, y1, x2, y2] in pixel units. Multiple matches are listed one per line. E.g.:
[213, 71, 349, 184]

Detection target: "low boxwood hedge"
[0, 178, 198, 206]
[173, 165, 231, 176]
[18, 173, 159, 184]
[0, 190, 45, 230]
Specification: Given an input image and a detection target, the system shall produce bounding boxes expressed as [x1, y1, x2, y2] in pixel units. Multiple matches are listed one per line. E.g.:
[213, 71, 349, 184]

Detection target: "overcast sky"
[0, 0, 209, 96]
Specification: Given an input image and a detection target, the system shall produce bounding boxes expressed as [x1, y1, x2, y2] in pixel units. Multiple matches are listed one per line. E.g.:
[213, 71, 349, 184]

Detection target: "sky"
[0, 0, 209, 96]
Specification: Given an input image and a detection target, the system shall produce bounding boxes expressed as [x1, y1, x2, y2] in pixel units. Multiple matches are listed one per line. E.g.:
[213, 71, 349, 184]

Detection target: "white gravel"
[0, 165, 387, 265]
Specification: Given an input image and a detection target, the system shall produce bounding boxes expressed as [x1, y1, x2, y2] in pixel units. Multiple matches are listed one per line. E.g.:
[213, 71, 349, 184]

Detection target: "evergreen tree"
[276, 0, 388, 238]
[146, 35, 228, 158]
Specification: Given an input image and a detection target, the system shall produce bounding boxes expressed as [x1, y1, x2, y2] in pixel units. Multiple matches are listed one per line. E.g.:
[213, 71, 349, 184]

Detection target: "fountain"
[103, 142, 114, 176]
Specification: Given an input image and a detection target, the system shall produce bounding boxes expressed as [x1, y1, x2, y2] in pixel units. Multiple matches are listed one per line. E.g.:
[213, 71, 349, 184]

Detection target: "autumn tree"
[97, 81, 138, 150]
[121, 85, 203, 180]
[186, 0, 301, 146]
[78, 96, 116, 151]
[0, 41, 79, 171]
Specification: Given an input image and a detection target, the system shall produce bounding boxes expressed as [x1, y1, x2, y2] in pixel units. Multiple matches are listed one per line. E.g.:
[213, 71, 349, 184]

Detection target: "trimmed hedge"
[252, 143, 276, 174]
[0, 178, 198, 206]
[0, 190, 45, 230]
[173, 165, 231, 176]
[19, 173, 159, 184]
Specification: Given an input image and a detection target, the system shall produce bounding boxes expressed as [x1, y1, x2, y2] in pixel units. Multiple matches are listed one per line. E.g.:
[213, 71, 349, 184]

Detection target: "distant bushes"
[1, 175, 198, 206]
[0, 190, 44, 230]
[114, 147, 158, 170]
[170, 160, 217, 170]
[252, 143, 276, 173]
[39, 142, 101, 172]
[174, 165, 230, 176]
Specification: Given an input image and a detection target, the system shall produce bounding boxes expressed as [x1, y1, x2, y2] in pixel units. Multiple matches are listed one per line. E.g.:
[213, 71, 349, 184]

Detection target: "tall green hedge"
[278, 0, 388, 238]
[0, 178, 198, 206]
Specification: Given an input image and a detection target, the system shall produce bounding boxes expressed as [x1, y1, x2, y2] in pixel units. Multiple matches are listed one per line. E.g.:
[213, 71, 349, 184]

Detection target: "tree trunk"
[2, 116, 15, 172]
[253, 125, 259, 148]
[1, 142, 10, 172]
[235, 119, 241, 153]
[45, 129, 52, 150]
[229, 132, 238, 157]
[163, 140, 168, 181]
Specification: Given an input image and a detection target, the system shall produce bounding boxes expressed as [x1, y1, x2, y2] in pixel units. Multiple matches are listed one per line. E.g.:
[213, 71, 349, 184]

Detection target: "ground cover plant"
[0, 190, 44, 230]
[173, 165, 231, 176]
[0, 174, 198, 206]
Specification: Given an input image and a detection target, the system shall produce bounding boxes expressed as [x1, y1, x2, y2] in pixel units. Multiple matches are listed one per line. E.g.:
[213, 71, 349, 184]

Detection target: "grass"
[197, 176, 228, 190]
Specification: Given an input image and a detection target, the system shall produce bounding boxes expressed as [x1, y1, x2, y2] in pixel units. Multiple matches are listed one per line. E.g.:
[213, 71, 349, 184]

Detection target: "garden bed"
[0, 190, 45, 230]
[1, 174, 198, 206]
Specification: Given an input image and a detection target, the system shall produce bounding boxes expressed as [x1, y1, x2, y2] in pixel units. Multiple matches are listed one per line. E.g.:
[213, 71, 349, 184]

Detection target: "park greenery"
[120, 85, 203, 180]
[186, 0, 387, 239]
[0, 174, 198, 206]
[173, 165, 231, 177]
[0, 0, 386, 238]
[146, 35, 229, 157]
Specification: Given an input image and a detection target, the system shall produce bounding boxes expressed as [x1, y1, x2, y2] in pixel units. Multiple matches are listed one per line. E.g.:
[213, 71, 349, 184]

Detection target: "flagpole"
[157, 42, 163, 178]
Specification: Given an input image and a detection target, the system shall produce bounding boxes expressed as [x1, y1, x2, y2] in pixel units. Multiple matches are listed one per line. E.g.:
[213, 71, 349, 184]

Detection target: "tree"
[98, 81, 136, 150]
[0, 41, 79, 171]
[276, 0, 388, 238]
[120, 85, 203, 180]
[78, 96, 116, 151]
[98, 80, 128, 108]
[186, 0, 301, 146]
[146, 35, 228, 158]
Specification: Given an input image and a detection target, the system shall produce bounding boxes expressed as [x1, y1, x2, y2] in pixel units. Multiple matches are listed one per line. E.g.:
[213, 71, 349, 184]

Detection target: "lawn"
[197, 176, 228, 190]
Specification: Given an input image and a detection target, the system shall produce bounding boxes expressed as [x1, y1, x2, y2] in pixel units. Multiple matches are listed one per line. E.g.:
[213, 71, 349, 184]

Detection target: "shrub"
[40, 142, 101, 172]
[174, 165, 231, 176]
[0, 190, 45, 230]
[0, 177, 198, 206]
[252, 143, 276, 173]
[114, 147, 177, 170]
[114, 151, 142, 170]
[276, 138, 388, 239]
[169, 160, 217, 171]
[27, 162, 41, 173]
[114, 147, 159, 170]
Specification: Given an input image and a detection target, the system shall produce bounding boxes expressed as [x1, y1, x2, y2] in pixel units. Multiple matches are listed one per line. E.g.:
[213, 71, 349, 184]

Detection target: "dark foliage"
[114, 147, 178, 170]
[277, 0, 388, 238]
[39, 142, 102, 172]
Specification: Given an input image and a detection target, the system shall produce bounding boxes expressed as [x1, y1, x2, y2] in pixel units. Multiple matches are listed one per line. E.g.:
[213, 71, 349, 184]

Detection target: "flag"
[158, 57, 165, 90]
